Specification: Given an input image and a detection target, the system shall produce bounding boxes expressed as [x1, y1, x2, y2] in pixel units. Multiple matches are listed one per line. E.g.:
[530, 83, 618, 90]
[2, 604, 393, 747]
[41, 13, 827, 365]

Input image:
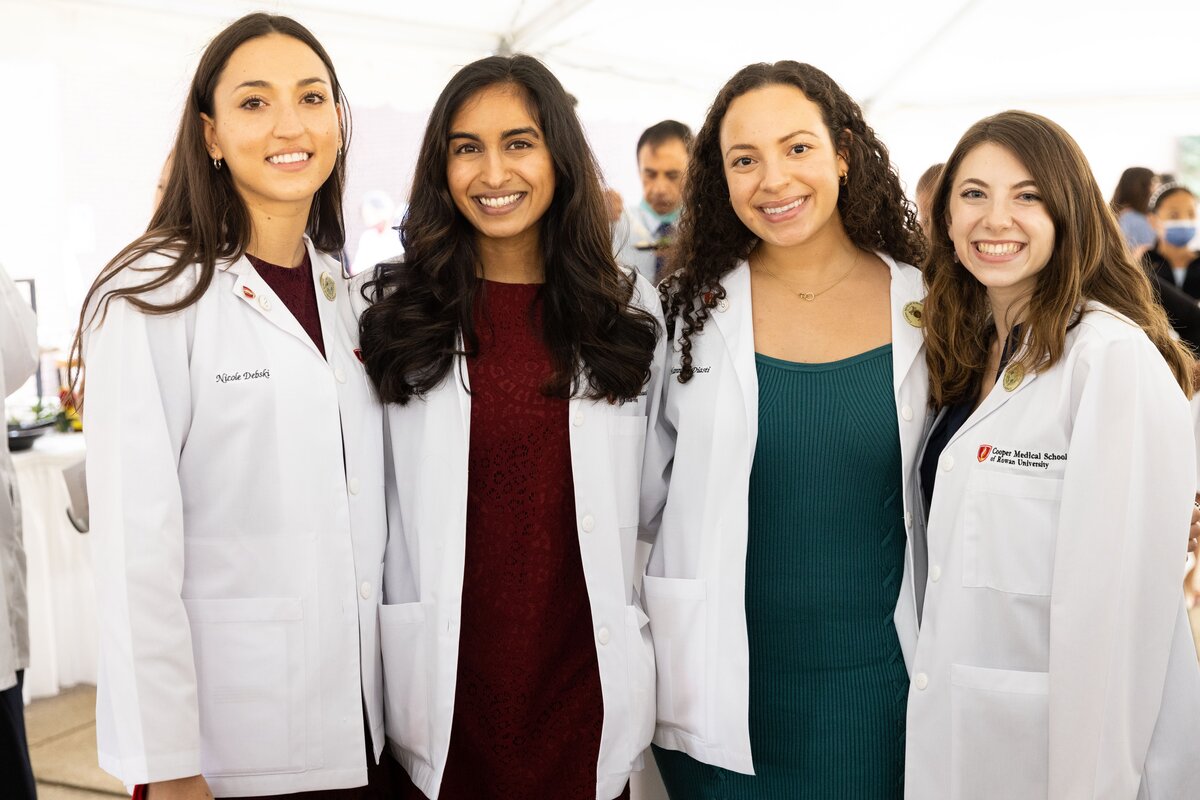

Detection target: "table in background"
[12, 432, 93, 702]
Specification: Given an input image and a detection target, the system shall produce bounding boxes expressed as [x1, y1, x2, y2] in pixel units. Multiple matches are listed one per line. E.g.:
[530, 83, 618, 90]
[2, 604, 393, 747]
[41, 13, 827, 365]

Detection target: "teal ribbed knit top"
[654, 345, 908, 799]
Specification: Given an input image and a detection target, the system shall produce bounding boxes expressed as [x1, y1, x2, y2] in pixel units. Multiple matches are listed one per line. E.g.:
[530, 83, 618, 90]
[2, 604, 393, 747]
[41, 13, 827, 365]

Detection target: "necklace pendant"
[798, 292, 815, 301]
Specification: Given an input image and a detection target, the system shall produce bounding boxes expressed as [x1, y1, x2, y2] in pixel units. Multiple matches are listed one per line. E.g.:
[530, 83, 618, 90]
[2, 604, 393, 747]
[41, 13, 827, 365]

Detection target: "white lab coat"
[83, 241, 386, 796]
[367, 272, 665, 800]
[640, 255, 929, 773]
[904, 303, 1200, 799]
[0, 264, 38, 692]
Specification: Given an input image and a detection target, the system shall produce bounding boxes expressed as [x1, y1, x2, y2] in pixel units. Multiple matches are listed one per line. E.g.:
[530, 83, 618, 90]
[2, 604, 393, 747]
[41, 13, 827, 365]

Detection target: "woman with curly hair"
[641, 61, 927, 797]
[908, 110, 1200, 799]
[358, 55, 663, 800]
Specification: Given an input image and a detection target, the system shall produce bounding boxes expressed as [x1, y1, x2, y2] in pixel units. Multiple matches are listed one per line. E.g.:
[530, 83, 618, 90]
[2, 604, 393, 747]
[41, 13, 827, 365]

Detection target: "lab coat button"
[348, 477, 360, 496]
[901, 405, 913, 421]
[581, 514, 595, 532]
[597, 627, 611, 645]
[573, 412, 584, 427]
[942, 455, 955, 472]
[914, 672, 929, 690]
[904, 511, 913, 529]
[930, 565, 942, 582]
[335, 367, 347, 384]
[258, 295, 272, 311]
[360, 582, 371, 599]
[716, 298, 730, 312]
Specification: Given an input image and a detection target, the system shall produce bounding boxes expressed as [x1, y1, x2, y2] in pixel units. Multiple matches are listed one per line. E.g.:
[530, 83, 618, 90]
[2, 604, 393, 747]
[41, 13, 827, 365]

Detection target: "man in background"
[0, 262, 39, 799]
[613, 120, 692, 283]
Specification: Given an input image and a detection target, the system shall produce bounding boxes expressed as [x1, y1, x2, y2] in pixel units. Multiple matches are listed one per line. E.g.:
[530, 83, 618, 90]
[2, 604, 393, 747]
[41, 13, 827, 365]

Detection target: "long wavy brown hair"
[70, 14, 349, 389]
[359, 55, 659, 405]
[661, 61, 925, 382]
[925, 111, 1192, 408]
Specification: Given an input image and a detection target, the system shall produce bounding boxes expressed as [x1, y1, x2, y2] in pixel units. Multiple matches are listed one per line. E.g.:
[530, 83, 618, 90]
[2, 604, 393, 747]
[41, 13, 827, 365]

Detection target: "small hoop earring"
[212, 157, 223, 170]
[839, 172, 848, 186]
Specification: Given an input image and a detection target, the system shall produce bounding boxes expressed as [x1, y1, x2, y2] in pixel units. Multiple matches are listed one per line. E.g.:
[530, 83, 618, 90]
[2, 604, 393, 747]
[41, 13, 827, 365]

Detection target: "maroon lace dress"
[397, 280, 628, 800]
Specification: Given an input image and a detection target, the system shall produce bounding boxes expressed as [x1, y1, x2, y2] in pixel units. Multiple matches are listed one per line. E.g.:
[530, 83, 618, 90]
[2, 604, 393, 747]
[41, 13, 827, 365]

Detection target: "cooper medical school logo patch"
[978, 444, 993, 462]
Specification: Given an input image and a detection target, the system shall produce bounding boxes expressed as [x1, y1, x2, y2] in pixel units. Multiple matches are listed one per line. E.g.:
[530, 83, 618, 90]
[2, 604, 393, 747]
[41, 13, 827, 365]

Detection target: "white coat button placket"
[360, 582, 372, 599]
[348, 477, 360, 496]
[942, 455, 955, 472]
[930, 565, 942, 582]
[901, 405, 914, 422]
[914, 672, 929, 690]
[581, 514, 595, 533]
[597, 627, 611, 645]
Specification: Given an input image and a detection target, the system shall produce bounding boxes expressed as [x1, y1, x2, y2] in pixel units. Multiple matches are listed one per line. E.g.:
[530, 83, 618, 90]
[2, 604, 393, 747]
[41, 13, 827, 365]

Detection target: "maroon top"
[246, 250, 326, 358]
[398, 280, 624, 800]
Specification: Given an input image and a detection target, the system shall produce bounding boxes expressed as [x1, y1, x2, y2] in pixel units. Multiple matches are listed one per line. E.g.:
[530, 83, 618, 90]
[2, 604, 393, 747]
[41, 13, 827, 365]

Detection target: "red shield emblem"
[353, 348, 364, 363]
[242, 286, 256, 300]
[977, 444, 993, 462]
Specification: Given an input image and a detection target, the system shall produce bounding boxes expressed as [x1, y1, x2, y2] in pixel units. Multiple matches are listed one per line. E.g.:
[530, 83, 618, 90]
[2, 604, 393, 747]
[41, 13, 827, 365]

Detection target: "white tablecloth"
[12, 431, 94, 701]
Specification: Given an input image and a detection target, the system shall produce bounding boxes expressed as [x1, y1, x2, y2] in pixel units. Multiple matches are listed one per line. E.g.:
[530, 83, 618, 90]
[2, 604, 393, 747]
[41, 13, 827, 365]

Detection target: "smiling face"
[445, 83, 556, 252]
[201, 33, 340, 219]
[719, 83, 848, 253]
[948, 142, 1056, 305]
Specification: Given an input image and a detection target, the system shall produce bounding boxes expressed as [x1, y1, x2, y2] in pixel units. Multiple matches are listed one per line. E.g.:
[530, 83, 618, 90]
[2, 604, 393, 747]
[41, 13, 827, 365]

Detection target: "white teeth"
[976, 242, 1022, 255]
[478, 193, 523, 208]
[762, 198, 805, 216]
[267, 152, 310, 164]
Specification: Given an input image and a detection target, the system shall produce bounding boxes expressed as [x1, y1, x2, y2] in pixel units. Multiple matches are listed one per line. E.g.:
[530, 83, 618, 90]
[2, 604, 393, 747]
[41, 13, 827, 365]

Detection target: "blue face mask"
[1163, 221, 1197, 247]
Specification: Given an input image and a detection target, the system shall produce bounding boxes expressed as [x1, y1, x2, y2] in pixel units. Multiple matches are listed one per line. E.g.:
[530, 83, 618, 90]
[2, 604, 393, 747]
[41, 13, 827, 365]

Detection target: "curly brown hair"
[661, 61, 925, 382]
[924, 111, 1193, 408]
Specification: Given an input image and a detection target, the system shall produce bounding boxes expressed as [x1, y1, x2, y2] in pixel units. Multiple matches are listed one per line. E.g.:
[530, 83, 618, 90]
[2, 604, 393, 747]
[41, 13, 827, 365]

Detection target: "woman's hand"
[146, 775, 213, 800]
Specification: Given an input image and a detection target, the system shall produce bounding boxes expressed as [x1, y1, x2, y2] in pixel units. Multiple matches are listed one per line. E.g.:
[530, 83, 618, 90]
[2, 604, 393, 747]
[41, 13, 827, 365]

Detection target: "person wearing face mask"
[75, 13, 390, 799]
[1145, 184, 1200, 299]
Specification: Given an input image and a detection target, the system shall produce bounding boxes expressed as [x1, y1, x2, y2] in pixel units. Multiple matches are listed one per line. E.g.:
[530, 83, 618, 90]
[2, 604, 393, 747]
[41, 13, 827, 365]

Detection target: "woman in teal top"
[652, 348, 908, 798]
[642, 60, 928, 799]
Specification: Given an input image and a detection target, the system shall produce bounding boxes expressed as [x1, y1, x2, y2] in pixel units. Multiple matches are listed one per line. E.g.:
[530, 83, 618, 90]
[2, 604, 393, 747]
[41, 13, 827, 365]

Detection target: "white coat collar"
[223, 237, 340, 362]
[885, 252, 926, 401]
[942, 327, 1039, 451]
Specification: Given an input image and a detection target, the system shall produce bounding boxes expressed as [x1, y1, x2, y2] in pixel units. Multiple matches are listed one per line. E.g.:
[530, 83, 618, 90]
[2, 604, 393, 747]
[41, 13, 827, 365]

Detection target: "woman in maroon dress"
[358, 55, 665, 800]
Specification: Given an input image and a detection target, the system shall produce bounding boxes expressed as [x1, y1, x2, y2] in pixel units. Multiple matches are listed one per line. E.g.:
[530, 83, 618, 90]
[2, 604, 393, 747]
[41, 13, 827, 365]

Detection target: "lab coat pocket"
[950, 664, 1048, 800]
[624, 605, 657, 754]
[609, 414, 648, 529]
[642, 575, 708, 736]
[183, 597, 307, 776]
[379, 601, 433, 765]
[963, 471, 1063, 595]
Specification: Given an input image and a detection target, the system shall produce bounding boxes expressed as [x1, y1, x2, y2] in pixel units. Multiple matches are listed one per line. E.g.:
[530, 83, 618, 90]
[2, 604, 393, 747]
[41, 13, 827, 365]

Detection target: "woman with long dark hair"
[642, 61, 928, 798]
[76, 14, 389, 799]
[359, 55, 663, 800]
[910, 110, 1200, 798]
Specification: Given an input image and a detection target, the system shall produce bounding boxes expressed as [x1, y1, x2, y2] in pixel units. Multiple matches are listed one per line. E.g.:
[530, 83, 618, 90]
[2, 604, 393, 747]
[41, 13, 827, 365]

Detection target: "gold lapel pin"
[1003, 363, 1025, 391]
[903, 301, 923, 328]
[320, 271, 337, 301]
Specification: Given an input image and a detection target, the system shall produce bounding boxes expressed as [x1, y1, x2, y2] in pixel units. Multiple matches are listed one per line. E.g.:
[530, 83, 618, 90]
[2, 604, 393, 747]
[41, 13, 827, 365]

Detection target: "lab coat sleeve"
[1048, 335, 1196, 798]
[83, 286, 200, 784]
[0, 265, 38, 395]
[638, 279, 674, 567]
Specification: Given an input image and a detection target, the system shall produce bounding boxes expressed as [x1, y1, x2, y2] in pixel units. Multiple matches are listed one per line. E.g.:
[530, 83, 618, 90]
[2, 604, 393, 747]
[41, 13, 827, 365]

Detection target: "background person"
[1145, 183, 1200, 298]
[911, 110, 1200, 799]
[359, 54, 663, 800]
[76, 14, 389, 799]
[1111, 166, 1159, 258]
[1, 262, 39, 800]
[613, 120, 692, 283]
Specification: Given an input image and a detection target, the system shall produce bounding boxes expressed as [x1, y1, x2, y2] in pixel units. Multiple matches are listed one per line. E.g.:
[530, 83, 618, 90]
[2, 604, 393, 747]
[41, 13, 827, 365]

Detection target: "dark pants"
[1, 670, 36, 800]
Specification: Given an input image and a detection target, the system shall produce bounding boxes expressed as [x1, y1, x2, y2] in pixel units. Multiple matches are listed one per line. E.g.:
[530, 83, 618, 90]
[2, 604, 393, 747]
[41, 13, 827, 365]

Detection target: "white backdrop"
[3, 0, 1200, 353]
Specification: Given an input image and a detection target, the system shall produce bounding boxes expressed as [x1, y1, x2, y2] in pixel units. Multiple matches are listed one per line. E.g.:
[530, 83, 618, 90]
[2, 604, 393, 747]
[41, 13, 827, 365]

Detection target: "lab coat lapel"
[944, 352, 1039, 450]
[309, 245, 342, 360]
[711, 261, 759, 449]
[225, 252, 325, 361]
[885, 252, 925, 400]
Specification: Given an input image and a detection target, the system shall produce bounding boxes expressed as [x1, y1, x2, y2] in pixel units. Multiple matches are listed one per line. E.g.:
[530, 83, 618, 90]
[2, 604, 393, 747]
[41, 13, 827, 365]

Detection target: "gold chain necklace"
[755, 250, 861, 301]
